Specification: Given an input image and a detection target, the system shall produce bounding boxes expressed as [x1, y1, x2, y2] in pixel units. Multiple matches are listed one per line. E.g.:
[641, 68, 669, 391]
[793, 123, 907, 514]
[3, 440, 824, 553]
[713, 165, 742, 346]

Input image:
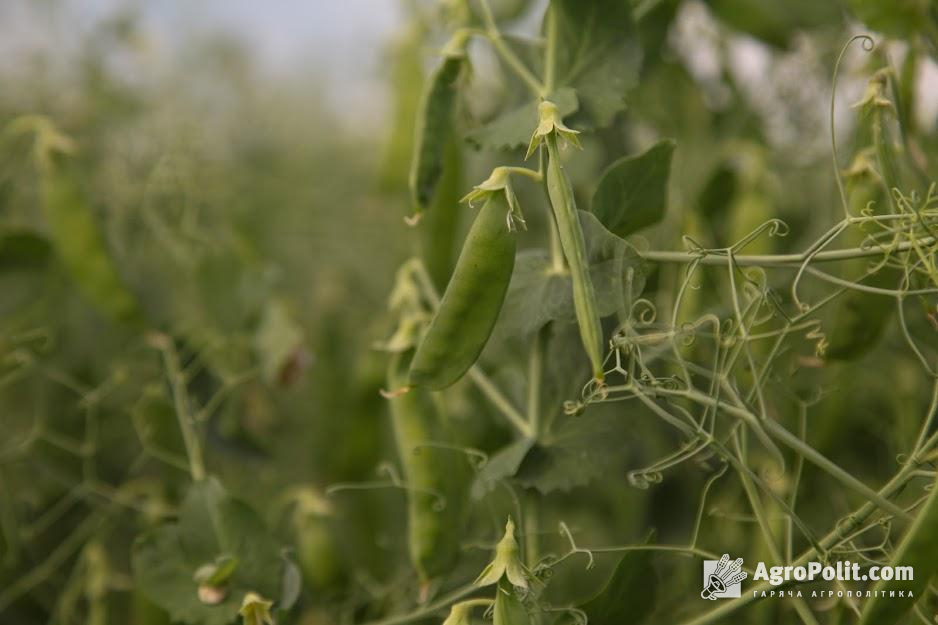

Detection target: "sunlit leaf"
[591, 139, 675, 238]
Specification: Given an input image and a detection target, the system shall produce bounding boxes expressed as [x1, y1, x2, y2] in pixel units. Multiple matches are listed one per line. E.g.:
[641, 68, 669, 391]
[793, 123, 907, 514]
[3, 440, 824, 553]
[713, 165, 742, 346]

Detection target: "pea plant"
[2, 1, 938, 625]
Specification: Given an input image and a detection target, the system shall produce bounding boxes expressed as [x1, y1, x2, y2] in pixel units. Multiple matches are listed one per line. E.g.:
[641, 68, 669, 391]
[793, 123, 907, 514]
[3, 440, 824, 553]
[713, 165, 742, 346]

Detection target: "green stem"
[527, 326, 547, 438]
[156, 336, 206, 482]
[543, 2, 557, 95]
[478, 0, 544, 96]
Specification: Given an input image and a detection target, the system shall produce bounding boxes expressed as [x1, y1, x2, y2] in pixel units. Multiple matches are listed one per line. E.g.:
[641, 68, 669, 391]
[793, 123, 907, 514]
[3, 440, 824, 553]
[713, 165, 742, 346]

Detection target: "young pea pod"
[493, 580, 531, 625]
[408, 191, 516, 389]
[40, 157, 141, 324]
[408, 34, 468, 218]
[543, 130, 605, 381]
[388, 349, 468, 580]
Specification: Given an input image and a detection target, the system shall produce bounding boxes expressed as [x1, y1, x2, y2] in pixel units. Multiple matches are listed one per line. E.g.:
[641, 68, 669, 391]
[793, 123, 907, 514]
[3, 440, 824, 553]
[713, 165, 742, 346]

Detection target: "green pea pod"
[409, 47, 466, 217]
[388, 350, 468, 580]
[294, 508, 344, 591]
[493, 580, 531, 625]
[857, 473, 938, 624]
[826, 165, 895, 360]
[408, 192, 515, 389]
[545, 134, 605, 381]
[419, 137, 464, 291]
[39, 159, 140, 323]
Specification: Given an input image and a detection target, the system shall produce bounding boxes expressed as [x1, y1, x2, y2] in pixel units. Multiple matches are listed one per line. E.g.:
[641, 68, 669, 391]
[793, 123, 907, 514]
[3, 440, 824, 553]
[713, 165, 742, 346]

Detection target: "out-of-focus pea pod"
[7, 116, 140, 324]
[824, 153, 894, 360]
[380, 25, 424, 191]
[408, 31, 469, 219]
[529, 101, 604, 381]
[419, 137, 464, 291]
[289, 488, 344, 592]
[387, 349, 468, 581]
[408, 191, 516, 389]
[855, 69, 901, 209]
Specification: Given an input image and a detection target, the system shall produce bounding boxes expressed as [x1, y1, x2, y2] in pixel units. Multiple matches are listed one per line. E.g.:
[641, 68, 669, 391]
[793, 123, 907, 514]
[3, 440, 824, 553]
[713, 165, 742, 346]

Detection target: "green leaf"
[278, 554, 302, 612]
[515, 414, 631, 494]
[0, 229, 51, 271]
[472, 438, 535, 499]
[493, 581, 531, 625]
[590, 139, 675, 238]
[493, 211, 646, 340]
[848, 0, 934, 39]
[466, 88, 578, 151]
[552, 0, 641, 128]
[858, 473, 938, 625]
[132, 478, 283, 625]
[578, 550, 657, 625]
[706, 0, 843, 48]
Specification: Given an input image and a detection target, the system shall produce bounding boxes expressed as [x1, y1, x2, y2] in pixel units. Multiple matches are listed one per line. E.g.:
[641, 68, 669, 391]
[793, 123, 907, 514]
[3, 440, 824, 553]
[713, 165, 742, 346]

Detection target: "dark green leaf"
[466, 88, 578, 151]
[515, 414, 631, 494]
[590, 139, 675, 238]
[579, 550, 657, 625]
[552, 0, 641, 128]
[707, 0, 843, 48]
[0, 229, 51, 270]
[132, 478, 283, 625]
[848, 0, 934, 39]
[493, 211, 646, 340]
[472, 438, 535, 499]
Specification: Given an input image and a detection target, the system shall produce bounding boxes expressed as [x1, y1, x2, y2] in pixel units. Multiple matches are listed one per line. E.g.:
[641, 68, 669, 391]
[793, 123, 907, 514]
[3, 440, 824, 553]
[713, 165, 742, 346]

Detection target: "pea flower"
[474, 517, 530, 589]
[525, 100, 581, 159]
[239, 592, 275, 625]
[461, 167, 526, 231]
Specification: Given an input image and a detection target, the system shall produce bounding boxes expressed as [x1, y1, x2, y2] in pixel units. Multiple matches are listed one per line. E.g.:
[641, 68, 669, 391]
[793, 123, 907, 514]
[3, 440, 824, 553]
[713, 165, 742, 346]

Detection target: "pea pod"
[857, 472, 938, 624]
[408, 191, 515, 389]
[39, 157, 140, 323]
[493, 580, 531, 625]
[408, 37, 467, 217]
[388, 349, 468, 580]
[545, 134, 605, 381]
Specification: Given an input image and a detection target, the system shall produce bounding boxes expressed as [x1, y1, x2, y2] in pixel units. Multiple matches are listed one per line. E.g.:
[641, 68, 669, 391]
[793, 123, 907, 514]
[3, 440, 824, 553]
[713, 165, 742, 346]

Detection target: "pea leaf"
[706, 0, 843, 48]
[132, 478, 284, 625]
[514, 414, 631, 494]
[858, 474, 938, 625]
[492, 211, 646, 340]
[466, 88, 578, 151]
[472, 438, 535, 499]
[552, 0, 640, 128]
[848, 0, 935, 40]
[0, 229, 51, 270]
[590, 140, 675, 238]
[578, 550, 657, 625]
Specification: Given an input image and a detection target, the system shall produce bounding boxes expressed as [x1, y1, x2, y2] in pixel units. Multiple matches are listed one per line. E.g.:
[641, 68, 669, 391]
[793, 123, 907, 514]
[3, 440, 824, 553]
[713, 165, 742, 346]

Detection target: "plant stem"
[468, 368, 533, 438]
[155, 335, 205, 482]
[640, 236, 936, 266]
[526, 326, 547, 438]
[478, 0, 544, 96]
[543, 2, 557, 95]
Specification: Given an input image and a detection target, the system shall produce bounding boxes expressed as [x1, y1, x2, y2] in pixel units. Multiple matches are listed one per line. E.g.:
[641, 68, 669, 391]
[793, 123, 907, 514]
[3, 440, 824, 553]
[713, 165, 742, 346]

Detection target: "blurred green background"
[2, 1, 938, 624]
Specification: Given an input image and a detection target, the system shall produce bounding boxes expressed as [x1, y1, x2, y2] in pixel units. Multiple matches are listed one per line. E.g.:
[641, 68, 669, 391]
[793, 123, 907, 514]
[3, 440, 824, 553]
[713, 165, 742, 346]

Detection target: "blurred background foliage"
[1, 0, 937, 624]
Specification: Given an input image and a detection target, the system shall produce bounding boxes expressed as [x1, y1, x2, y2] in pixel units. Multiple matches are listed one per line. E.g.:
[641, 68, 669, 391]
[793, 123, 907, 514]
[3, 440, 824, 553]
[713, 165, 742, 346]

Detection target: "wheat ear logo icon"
[701, 554, 747, 600]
